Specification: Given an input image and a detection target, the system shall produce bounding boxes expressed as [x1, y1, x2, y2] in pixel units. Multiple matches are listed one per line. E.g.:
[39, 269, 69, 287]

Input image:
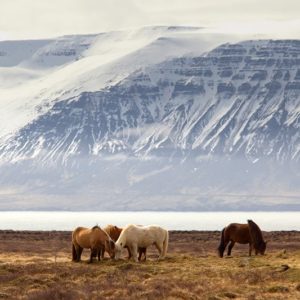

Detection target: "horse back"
[73, 227, 105, 249]
[134, 225, 167, 247]
[72, 227, 88, 243]
[72, 227, 91, 247]
[104, 225, 123, 242]
[225, 223, 251, 244]
[119, 224, 167, 241]
[146, 225, 167, 239]
[89, 229, 105, 248]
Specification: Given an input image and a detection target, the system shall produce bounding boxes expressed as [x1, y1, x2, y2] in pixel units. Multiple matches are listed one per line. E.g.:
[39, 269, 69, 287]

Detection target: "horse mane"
[103, 225, 122, 241]
[247, 220, 264, 248]
[92, 225, 101, 230]
[103, 224, 114, 234]
[92, 225, 113, 243]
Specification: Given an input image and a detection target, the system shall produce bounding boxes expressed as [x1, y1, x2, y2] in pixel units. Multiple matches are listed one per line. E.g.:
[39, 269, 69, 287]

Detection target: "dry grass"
[0, 230, 300, 299]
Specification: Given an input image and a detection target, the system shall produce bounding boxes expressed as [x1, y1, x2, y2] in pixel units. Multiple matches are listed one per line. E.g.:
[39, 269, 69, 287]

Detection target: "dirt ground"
[0, 230, 300, 299]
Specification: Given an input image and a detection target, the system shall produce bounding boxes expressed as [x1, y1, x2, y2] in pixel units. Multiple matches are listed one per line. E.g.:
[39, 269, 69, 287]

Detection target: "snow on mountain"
[1, 26, 232, 140]
[0, 27, 299, 210]
[1, 36, 299, 163]
[0, 39, 51, 67]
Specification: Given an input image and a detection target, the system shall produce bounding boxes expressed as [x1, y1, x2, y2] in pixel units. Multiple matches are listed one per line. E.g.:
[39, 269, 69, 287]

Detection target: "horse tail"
[162, 230, 169, 257]
[218, 228, 226, 258]
[72, 243, 77, 261]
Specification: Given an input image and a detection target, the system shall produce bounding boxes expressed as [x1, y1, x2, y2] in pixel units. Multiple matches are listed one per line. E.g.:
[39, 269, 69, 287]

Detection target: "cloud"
[0, 0, 143, 39]
[0, 0, 299, 40]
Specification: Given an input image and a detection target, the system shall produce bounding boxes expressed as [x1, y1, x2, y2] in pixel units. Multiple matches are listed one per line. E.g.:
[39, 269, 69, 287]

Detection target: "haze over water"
[0, 211, 299, 231]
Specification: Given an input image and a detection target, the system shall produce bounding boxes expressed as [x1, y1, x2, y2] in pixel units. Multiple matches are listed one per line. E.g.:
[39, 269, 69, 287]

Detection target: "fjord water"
[0, 211, 300, 231]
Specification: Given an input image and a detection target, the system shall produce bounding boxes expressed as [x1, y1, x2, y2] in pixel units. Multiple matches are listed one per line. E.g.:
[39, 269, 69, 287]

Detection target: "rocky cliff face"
[1, 40, 299, 164]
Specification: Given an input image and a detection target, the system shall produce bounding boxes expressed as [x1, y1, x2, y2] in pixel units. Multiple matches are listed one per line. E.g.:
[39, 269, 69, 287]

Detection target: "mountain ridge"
[0, 29, 299, 210]
[1, 38, 299, 163]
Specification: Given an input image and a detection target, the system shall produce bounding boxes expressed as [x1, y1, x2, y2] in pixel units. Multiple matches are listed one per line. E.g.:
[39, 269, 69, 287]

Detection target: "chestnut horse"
[103, 224, 147, 261]
[218, 220, 267, 257]
[72, 226, 115, 263]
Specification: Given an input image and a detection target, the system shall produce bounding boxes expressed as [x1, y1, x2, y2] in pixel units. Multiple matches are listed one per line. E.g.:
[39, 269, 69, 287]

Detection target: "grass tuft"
[221, 291, 238, 298]
[267, 285, 289, 293]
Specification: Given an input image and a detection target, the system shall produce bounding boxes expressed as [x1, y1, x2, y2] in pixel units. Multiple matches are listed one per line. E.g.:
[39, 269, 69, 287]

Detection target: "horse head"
[248, 219, 267, 255]
[104, 236, 115, 259]
[256, 241, 267, 255]
[110, 225, 122, 241]
[114, 240, 126, 260]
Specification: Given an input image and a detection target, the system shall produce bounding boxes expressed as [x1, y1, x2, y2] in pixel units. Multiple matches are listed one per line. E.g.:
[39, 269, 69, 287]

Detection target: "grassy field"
[0, 230, 300, 299]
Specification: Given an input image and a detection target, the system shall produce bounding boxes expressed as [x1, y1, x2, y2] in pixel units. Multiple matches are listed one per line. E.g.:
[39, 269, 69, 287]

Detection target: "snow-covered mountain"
[0, 27, 299, 210]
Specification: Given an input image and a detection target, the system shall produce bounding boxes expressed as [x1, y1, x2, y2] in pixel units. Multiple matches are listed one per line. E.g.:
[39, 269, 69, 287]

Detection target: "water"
[0, 211, 299, 231]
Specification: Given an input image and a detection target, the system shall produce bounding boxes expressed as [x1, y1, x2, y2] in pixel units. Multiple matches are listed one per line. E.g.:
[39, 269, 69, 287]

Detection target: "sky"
[0, 0, 300, 40]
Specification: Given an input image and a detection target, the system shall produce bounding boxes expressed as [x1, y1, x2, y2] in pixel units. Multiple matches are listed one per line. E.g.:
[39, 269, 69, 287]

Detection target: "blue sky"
[0, 0, 299, 40]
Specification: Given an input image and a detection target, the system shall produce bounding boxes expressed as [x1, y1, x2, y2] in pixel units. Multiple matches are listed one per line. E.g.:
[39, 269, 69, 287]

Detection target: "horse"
[218, 220, 267, 257]
[114, 224, 169, 262]
[72, 226, 115, 263]
[103, 224, 147, 261]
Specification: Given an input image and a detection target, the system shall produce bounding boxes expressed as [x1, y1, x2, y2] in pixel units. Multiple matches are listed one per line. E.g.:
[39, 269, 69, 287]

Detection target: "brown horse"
[218, 220, 267, 257]
[72, 226, 115, 263]
[104, 224, 147, 261]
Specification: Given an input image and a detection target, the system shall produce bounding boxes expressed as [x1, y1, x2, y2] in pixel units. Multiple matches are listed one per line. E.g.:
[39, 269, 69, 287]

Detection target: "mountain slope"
[1, 26, 223, 139]
[1, 39, 299, 163]
[0, 29, 299, 210]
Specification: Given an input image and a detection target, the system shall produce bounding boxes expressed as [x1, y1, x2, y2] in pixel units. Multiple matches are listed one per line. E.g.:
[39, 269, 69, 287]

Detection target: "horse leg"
[100, 245, 105, 260]
[154, 242, 164, 259]
[98, 248, 101, 261]
[144, 248, 147, 261]
[75, 246, 83, 262]
[98, 245, 105, 261]
[72, 243, 77, 261]
[138, 248, 144, 261]
[126, 246, 132, 260]
[138, 248, 142, 261]
[138, 248, 147, 261]
[249, 244, 253, 256]
[129, 245, 138, 262]
[227, 241, 235, 256]
[89, 248, 95, 263]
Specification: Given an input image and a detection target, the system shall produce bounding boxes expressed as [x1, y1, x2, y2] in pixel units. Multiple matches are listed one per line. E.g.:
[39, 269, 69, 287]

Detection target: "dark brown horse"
[218, 220, 267, 257]
[104, 224, 147, 261]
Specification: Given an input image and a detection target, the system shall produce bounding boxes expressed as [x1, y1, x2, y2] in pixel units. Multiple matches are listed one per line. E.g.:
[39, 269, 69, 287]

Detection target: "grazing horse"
[72, 226, 115, 263]
[103, 225, 147, 261]
[218, 220, 267, 257]
[114, 224, 169, 262]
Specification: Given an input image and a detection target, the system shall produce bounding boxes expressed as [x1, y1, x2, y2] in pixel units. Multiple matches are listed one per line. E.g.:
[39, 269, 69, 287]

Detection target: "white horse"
[114, 224, 169, 262]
